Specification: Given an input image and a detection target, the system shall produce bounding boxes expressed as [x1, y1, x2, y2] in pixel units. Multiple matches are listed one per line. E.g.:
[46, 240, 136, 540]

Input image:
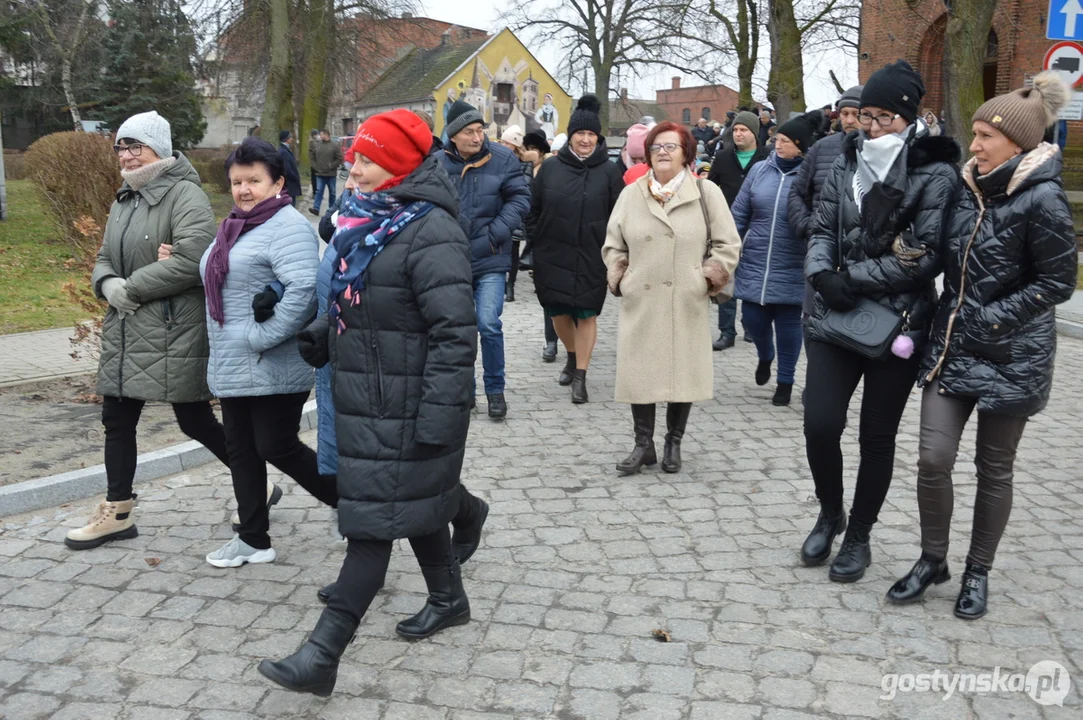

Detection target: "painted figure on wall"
[535, 93, 559, 141]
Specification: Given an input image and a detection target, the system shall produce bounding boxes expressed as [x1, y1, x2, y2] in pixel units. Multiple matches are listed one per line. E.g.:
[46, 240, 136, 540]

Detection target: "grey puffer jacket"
[918, 144, 1078, 416]
[805, 130, 960, 354]
[199, 205, 318, 398]
[92, 153, 217, 403]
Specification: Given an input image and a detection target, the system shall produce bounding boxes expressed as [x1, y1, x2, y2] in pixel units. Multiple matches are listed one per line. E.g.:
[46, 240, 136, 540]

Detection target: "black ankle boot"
[571, 369, 588, 404]
[316, 582, 336, 604]
[755, 360, 772, 386]
[542, 341, 558, 362]
[954, 563, 989, 620]
[451, 491, 489, 565]
[258, 607, 358, 696]
[772, 383, 793, 406]
[661, 403, 691, 473]
[800, 505, 846, 566]
[886, 554, 950, 605]
[559, 353, 576, 386]
[616, 404, 657, 475]
[396, 561, 471, 640]
[829, 518, 873, 583]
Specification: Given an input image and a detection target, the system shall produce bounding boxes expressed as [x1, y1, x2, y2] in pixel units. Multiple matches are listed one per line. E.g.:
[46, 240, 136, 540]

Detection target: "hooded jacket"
[307, 155, 478, 541]
[918, 144, 1077, 416]
[805, 130, 961, 353]
[440, 137, 531, 276]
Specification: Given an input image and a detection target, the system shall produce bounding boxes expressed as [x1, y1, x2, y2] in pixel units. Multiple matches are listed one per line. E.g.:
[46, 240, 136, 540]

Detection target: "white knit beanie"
[115, 111, 173, 160]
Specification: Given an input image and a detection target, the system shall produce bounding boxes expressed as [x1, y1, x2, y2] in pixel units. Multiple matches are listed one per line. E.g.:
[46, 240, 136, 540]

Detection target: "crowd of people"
[65, 58, 1077, 697]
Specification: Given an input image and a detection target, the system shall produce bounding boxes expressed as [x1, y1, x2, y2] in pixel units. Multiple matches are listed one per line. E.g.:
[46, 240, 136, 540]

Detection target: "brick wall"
[655, 80, 741, 126]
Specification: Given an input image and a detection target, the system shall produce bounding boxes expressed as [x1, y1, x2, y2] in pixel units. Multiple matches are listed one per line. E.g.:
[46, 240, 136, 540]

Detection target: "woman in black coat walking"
[801, 60, 959, 583]
[257, 110, 478, 696]
[887, 73, 1078, 619]
[526, 95, 624, 403]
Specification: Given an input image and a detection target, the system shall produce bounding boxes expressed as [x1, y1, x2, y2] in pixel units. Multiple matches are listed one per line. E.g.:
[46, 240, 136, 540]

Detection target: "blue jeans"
[473, 272, 505, 395]
[313, 175, 337, 212]
[717, 297, 738, 337]
[742, 302, 803, 384]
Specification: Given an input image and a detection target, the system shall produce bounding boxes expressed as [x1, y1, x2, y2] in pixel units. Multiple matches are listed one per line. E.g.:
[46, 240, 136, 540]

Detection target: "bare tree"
[20, 0, 97, 129]
[942, 0, 997, 150]
[700, 0, 760, 108]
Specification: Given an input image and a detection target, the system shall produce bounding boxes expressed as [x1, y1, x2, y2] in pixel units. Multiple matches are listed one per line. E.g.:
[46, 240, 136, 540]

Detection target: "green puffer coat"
[91, 153, 217, 403]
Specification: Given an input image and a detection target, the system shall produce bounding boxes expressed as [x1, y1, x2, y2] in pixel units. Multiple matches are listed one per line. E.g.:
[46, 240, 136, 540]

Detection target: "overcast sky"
[418, 0, 858, 110]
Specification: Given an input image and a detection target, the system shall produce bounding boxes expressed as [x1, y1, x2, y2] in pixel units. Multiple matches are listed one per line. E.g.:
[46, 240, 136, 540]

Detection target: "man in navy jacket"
[440, 100, 530, 420]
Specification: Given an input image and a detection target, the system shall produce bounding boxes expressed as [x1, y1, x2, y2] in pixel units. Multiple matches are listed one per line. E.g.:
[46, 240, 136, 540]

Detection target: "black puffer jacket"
[311, 155, 477, 541]
[788, 131, 847, 241]
[708, 141, 769, 206]
[806, 130, 960, 353]
[919, 144, 1077, 416]
[526, 143, 624, 312]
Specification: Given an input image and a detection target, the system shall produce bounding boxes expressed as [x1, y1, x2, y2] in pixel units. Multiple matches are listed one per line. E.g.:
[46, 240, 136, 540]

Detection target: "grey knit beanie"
[732, 111, 761, 137]
[115, 111, 173, 160]
[837, 85, 863, 110]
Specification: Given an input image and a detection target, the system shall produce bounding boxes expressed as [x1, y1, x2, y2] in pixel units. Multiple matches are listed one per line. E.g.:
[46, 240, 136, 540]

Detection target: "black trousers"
[803, 340, 920, 526]
[103, 396, 230, 502]
[219, 392, 337, 549]
[327, 526, 454, 624]
[508, 240, 521, 287]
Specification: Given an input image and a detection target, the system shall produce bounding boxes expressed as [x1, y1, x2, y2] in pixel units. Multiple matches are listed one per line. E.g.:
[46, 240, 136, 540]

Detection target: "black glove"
[252, 285, 280, 323]
[816, 271, 857, 312]
[296, 317, 330, 368]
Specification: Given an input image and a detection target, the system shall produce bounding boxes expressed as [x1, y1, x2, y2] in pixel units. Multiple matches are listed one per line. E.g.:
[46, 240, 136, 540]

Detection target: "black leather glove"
[296, 316, 330, 368]
[252, 285, 280, 323]
[816, 271, 857, 312]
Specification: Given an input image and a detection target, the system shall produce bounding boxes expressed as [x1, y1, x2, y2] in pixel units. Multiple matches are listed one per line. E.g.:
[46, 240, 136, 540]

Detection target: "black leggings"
[508, 240, 521, 287]
[327, 526, 454, 624]
[219, 392, 337, 549]
[803, 340, 920, 526]
[103, 396, 230, 502]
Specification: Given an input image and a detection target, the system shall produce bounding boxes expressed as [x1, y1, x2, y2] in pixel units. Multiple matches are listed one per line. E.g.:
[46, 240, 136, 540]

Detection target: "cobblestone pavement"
[0, 288, 1081, 719]
[0, 327, 96, 388]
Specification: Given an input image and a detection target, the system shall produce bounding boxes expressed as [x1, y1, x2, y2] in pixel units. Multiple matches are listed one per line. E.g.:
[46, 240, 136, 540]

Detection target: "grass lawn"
[0, 180, 237, 334]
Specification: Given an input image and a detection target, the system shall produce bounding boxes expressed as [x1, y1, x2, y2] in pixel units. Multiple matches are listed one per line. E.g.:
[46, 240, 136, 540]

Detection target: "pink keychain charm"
[891, 334, 914, 359]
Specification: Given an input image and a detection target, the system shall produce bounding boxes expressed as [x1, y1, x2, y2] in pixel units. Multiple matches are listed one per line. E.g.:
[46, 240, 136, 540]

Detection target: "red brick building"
[858, 0, 1059, 121]
[655, 78, 741, 126]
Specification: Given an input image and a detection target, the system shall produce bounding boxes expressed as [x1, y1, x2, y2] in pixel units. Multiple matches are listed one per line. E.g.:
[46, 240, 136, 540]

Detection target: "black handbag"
[819, 298, 904, 359]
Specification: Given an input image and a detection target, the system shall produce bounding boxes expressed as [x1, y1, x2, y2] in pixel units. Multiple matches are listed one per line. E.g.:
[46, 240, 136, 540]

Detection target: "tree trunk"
[942, 0, 997, 152]
[766, 0, 805, 118]
[736, 0, 758, 109]
[260, 0, 291, 143]
[60, 57, 82, 130]
[593, 66, 611, 137]
[300, 0, 331, 160]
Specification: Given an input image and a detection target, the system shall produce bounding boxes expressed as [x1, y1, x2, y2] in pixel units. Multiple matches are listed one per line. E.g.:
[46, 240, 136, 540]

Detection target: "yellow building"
[356, 28, 572, 144]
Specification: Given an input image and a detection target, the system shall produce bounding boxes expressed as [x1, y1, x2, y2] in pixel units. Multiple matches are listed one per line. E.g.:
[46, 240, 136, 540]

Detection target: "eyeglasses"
[648, 143, 680, 155]
[113, 143, 146, 156]
[858, 112, 900, 127]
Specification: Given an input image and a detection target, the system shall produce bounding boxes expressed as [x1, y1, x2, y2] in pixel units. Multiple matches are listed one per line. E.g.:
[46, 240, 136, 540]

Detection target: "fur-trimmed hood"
[963, 142, 1063, 202]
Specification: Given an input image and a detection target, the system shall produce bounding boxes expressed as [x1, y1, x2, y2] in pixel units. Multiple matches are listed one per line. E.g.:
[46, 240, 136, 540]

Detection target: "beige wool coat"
[602, 175, 741, 404]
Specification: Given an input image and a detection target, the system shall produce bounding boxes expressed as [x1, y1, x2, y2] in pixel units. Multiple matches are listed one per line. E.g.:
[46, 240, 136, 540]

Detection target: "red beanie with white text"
[350, 109, 432, 178]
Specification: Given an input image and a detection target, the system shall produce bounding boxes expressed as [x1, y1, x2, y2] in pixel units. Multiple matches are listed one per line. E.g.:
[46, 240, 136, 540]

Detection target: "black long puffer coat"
[309, 155, 477, 541]
[918, 144, 1078, 416]
[526, 143, 624, 312]
[805, 130, 961, 353]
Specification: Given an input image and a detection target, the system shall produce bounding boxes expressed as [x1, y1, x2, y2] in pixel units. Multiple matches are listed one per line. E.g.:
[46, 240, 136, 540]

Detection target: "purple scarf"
[205, 194, 292, 326]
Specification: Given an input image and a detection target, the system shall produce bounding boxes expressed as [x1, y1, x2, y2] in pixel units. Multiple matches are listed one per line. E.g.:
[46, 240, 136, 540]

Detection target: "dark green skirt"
[543, 304, 599, 320]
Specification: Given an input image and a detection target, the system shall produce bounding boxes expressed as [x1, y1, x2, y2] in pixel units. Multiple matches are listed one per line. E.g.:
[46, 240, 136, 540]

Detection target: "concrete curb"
[0, 401, 318, 518]
[1057, 319, 1083, 341]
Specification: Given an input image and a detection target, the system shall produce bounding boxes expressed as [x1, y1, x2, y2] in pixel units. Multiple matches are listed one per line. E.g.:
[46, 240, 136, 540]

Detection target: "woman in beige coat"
[602, 121, 741, 475]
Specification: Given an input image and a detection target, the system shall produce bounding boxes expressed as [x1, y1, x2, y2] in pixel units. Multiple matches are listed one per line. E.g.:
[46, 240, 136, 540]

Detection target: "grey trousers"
[916, 380, 1028, 568]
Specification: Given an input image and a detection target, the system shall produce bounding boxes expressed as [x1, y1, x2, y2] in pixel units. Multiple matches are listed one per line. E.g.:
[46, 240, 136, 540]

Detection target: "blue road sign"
[1049, 0, 1083, 40]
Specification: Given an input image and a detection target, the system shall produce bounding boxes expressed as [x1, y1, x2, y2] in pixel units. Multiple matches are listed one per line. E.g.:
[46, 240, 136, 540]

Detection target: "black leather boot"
[886, 554, 950, 605]
[316, 582, 336, 604]
[661, 403, 691, 473]
[258, 607, 358, 696]
[800, 504, 846, 566]
[395, 561, 471, 639]
[829, 518, 873, 583]
[558, 352, 576, 386]
[571, 369, 588, 404]
[954, 563, 989, 620]
[616, 404, 657, 475]
[451, 490, 489, 564]
[542, 341, 558, 362]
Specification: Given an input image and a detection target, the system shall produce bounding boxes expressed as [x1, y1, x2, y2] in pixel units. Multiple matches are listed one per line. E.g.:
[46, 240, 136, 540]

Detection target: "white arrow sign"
[1063, 0, 1083, 37]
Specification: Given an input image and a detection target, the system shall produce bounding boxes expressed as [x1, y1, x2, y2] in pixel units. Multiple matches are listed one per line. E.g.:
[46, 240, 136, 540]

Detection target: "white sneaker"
[206, 535, 277, 568]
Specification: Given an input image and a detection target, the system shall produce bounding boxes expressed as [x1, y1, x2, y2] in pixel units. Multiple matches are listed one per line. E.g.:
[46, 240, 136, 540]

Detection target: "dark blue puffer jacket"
[440, 138, 531, 276]
[731, 152, 806, 306]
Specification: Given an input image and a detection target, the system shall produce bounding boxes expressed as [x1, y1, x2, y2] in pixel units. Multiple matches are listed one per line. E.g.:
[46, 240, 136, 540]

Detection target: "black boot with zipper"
[661, 403, 692, 473]
[258, 607, 359, 696]
[616, 404, 657, 475]
[395, 560, 471, 639]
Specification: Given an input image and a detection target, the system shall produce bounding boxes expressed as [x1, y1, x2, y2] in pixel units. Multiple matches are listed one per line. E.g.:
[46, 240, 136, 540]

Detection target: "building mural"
[434, 28, 572, 143]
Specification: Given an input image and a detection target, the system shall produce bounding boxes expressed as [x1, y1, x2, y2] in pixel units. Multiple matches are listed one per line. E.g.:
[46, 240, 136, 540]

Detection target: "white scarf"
[852, 121, 924, 210]
[121, 156, 177, 190]
[648, 169, 687, 204]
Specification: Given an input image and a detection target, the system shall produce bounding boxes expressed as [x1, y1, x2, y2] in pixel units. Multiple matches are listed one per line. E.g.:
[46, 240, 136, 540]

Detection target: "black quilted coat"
[805, 130, 961, 354]
[918, 144, 1078, 416]
[788, 131, 847, 242]
[310, 155, 478, 541]
[526, 143, 624, 312]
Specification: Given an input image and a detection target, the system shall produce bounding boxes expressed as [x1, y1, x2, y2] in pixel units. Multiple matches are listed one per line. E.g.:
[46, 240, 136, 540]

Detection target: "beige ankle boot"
[230, 481, 283, 530]
[65, 498, 138, 550]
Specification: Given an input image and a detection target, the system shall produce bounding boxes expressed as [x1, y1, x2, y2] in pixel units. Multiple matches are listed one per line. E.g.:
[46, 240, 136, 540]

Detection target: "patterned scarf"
[648, 169, 687, 204]
[328, 189, 433, 333]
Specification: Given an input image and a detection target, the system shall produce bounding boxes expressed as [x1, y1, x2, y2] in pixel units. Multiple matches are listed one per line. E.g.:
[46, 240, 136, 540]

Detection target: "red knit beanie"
[350, 109, 432, 178]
